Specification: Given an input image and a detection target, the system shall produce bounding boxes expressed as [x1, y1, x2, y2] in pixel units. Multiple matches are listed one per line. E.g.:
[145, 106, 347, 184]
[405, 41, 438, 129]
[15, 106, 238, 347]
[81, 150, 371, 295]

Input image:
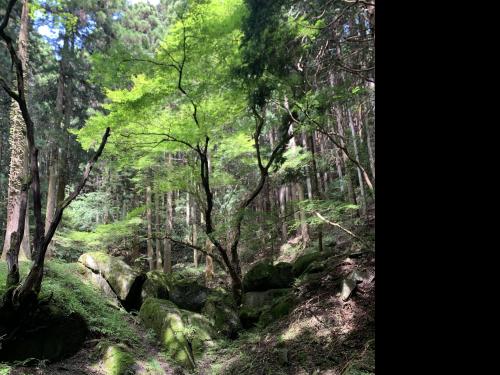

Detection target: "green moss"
[98, 342, 135, 375]
[292, 251, 323, 276]
[0, 260, 137, 346]
[258, 295, 297, 327]
[243, 261, 294, 292]
[139, 298, 195, 369]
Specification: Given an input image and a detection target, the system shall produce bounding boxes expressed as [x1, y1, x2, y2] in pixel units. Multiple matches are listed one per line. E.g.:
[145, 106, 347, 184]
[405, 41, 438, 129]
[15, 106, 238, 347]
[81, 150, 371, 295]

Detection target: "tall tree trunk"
[163, 156, 173, 273]
[305, 132, 323, 252]
[204, 238, 214, 284]
[155, 190, 162, 270]
[192, 199, 199, 268]
[146, 185, 154, 271]
[335, 107, 357, 206]
[279, 185, 287, 242]
[348, 108, 367, 216]
[2, 0, 30, 264]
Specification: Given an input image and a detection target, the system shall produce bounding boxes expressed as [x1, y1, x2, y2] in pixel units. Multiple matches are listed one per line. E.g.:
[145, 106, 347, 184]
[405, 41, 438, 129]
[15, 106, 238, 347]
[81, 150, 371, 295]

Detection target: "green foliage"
[0, 261, 137, 345]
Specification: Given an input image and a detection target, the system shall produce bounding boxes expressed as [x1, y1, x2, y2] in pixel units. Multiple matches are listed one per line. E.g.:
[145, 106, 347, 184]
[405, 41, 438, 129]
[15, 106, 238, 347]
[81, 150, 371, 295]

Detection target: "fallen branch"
[314, 212, 370, 249]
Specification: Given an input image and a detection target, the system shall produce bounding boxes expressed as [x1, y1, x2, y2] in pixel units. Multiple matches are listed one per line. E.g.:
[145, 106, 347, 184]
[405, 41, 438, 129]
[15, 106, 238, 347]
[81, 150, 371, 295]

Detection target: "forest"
[0, 0, 375, 374]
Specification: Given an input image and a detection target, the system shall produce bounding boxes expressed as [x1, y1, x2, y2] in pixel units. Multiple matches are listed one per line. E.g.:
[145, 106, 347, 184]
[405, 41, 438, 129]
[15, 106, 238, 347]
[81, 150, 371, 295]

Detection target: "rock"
[141, 270, 172, 303]
[341, 278, 357, 301]
[239, 306, 262, 329]
[97, 342, 135, 375]
[79, 252, 146, 310]
[241, 288, 291, 310]
[292, 251, 324, 277]
[139, 298, 218, 370]
[81, 266, 121, 308]
[169, 281, 209, 312]
[259, 294, 297, 327]
[302, 259, 327, 275]
[0, 304, 88, 362]
[242, 261, 294, 292]
[240, 289, 291, 328]
[202, 292, 242, 339]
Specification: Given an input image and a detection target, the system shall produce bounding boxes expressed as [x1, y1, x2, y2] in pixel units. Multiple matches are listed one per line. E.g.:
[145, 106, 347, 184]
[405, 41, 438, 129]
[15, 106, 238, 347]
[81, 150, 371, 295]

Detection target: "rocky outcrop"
[169, 280, 210, 312]
[79, 252, 146, 310]
[242, 261, 294, 292]
[0, 304, 88, 362]
[139, 298, 218, 370]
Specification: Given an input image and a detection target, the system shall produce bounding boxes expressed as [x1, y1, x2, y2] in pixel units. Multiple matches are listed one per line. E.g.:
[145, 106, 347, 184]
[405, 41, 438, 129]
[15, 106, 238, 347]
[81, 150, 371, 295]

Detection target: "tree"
[2, 0, 31, 272]
[0, 0, 110, 308]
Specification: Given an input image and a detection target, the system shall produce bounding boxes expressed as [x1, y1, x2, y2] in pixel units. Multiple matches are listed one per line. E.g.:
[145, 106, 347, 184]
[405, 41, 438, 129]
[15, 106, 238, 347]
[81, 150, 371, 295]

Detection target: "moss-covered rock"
[302, 259, 327, 275]
[97, 342, 135, 375]
[258, 294, 298, 327]
[239, 306, 262, 329]
[141, 270, 172, 303]
[292, 251, 324, 277]
[0, 304, 88, 362]
[242, 261, 294, 292]
[79, 252, 146, 310]
[139, 298, 218, 370]
[169, 280, 209, 312]
[202, 292, 242, 339]
[241, 288, 291, 310]
[240, 289, 291, 328]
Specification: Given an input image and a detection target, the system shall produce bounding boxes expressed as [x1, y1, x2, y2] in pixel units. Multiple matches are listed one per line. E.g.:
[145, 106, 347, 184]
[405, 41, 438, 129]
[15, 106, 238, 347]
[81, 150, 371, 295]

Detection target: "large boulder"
[79, 252, 146, 310]
[0, 304, 88, 362]
[202, 291, 242, 339]
[141, 270, 172, 303]
[292, 251, 323, 276]
[242, 261, 294, 292]
[139, 298, 218, 370]
[96, 341, 135, 375]
[169, 280, 209, 312]
[240, 288, 291, 328]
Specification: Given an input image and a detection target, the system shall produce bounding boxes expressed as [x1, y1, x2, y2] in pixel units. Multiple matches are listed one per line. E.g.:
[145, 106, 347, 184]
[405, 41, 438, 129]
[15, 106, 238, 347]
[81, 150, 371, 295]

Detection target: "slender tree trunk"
[204, 238, 214, 284]
[306, 132, 323, 252]
[2, 0, 30, 263]
[146, 185, 154, 270]
[348, 108, 367, 216]
[335, 107, 357, 206]
[279, 185, 287, 242]
[155, 191, 162, 270]
[192, 199, 199, 267]
[163, 156, 173, 273]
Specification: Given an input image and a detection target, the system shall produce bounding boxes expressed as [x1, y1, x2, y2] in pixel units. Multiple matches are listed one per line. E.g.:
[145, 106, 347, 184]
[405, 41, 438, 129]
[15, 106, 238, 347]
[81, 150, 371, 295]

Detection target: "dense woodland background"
[0, 0, 375, 373]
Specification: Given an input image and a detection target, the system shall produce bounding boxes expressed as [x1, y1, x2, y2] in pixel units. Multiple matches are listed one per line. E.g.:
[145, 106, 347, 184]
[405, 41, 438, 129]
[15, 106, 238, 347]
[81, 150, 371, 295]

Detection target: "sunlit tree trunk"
[2, 0, 30, 264]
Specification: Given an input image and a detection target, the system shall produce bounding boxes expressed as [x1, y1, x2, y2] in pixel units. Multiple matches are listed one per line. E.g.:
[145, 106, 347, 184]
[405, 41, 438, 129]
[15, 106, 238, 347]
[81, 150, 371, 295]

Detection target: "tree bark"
[305, 131, 323, 252]
[348, 108, 367, 216]
[163, 155, 173, 273]
[146, 185, 154, 271]
[1, 0, 30, 263]
[155, 190, 162, 270]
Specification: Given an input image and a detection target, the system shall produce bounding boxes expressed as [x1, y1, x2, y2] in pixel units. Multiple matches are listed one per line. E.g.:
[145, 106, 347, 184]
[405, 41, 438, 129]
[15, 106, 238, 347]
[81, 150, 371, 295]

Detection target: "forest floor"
[1, 222, 374, 375]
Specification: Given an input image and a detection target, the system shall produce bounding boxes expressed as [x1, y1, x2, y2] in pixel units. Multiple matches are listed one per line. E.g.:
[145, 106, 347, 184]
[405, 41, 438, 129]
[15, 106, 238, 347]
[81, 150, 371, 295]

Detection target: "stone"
[169, 281, 209, 312]
[202, 293, 242, 339]
[139, 298, 219, 370]
[242, 261, 294, 292]
[141, 270, 172, 303]
[97, 342, 135, 375]
[79, 252, 146, 310]
[0, 304, 88, 362]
